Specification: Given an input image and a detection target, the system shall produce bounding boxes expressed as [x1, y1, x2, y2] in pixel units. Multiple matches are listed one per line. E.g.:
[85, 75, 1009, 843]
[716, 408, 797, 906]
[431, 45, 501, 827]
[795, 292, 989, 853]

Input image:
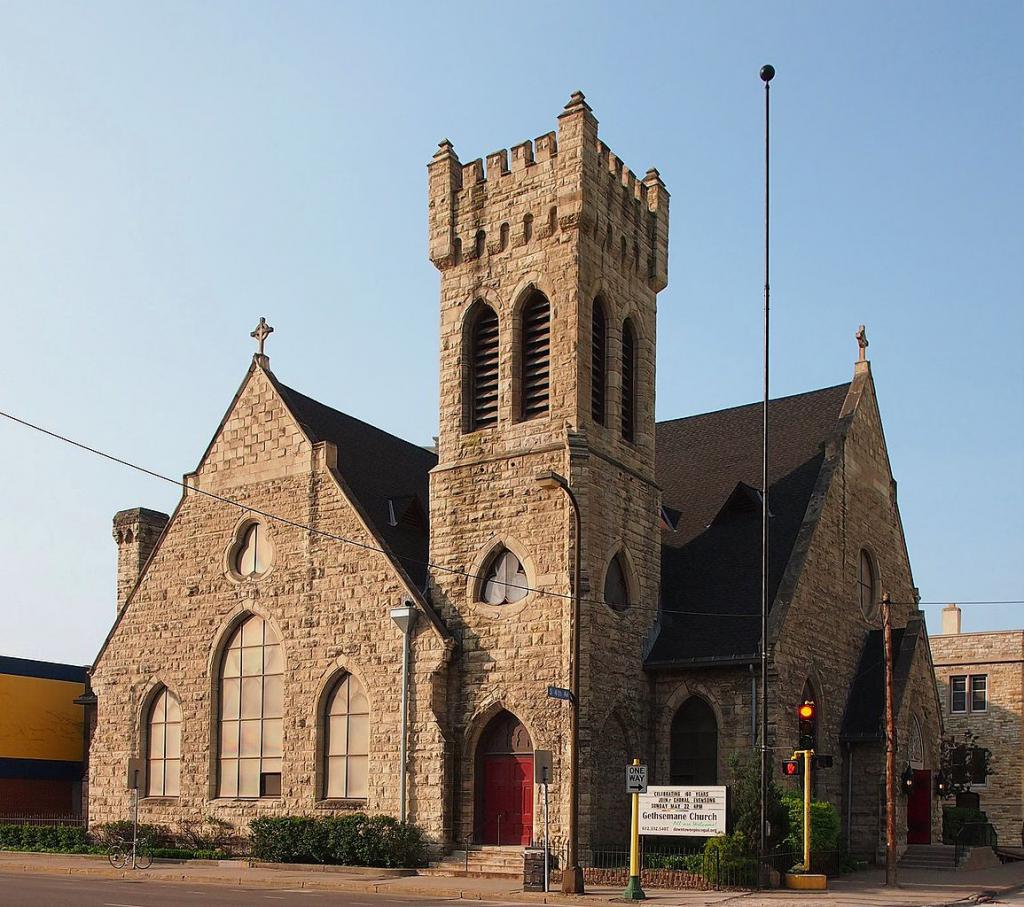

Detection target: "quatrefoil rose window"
[232, 521, 274, 579]
[481, 549, 528, 606]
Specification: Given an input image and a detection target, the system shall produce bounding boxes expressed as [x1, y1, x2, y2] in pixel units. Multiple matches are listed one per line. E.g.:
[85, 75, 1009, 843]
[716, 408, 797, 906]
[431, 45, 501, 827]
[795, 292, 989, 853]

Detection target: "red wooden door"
[907, 770, 931, 844]
[481, 755, 533, 844]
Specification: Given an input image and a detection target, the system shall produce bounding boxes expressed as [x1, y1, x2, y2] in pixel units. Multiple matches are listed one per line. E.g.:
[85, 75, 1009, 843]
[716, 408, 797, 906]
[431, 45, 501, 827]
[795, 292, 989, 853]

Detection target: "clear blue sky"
[1, 1, 1021, 664]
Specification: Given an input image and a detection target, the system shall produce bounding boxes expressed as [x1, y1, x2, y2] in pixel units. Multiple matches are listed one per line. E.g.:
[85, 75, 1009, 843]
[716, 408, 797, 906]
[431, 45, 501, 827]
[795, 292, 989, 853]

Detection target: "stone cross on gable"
[251, 317, 274, 356]
[856, 324, 869, 361]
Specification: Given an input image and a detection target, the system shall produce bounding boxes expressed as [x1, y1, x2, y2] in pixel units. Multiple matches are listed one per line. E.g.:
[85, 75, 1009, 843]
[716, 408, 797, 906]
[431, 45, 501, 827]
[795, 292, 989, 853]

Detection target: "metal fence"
[0, 813, 85, 828]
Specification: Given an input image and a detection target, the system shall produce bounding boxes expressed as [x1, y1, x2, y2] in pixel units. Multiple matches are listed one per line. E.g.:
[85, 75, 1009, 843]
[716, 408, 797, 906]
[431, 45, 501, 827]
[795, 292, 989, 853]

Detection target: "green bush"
[0, 823, 92, 853]
[249, 814, 426, 867]
[781, 794, 840, 857]
[91, 821, 169, 848]
[942, 806, 990, 845]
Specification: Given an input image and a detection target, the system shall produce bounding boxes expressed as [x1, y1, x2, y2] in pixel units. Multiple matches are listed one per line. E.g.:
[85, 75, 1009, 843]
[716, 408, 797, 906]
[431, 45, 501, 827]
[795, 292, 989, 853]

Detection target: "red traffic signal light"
[783, 759, 802, 777]
[797, 702, 815, 721]
[797, 700, 817, 750]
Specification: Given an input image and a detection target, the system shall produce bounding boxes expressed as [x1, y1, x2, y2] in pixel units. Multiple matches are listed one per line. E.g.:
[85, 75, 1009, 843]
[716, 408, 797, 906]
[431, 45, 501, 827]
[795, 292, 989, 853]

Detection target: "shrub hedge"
[942, 806, 992, 845]
[249, 814, 426, 867]
[781, 794, 840, 856]
[0, 823, 93, 853]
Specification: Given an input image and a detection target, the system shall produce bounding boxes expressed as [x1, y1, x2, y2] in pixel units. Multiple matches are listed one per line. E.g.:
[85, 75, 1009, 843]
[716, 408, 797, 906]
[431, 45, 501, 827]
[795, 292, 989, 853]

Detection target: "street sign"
[534, 750, 553, 784]
[547, 685, 572, 702]
[639, 786, 727, 837]
[626, 763, 648, 794]
[126, 756, 143, 791]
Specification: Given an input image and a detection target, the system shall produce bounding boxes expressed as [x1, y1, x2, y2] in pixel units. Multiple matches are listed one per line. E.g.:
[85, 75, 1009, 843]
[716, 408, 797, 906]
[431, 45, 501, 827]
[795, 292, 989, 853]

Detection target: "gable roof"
[840, 618, 924, 742]
[273, 382, 437, 588]
[647, 383, 851, 666]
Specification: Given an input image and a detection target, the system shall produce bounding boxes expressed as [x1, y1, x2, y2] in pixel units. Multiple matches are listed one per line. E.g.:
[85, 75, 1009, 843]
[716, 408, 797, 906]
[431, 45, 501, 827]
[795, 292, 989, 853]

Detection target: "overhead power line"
[2, 408, 1020, 616]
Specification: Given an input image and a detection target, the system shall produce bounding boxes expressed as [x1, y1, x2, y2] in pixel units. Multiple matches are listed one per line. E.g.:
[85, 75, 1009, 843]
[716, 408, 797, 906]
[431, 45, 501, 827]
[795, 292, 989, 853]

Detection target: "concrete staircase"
[422, 845, 525, 879]
[898, 844, 959, 870]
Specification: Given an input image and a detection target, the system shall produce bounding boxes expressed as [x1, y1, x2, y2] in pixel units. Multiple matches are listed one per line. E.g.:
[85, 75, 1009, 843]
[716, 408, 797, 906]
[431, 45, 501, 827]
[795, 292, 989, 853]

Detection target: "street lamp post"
[534, 469, 584, 895]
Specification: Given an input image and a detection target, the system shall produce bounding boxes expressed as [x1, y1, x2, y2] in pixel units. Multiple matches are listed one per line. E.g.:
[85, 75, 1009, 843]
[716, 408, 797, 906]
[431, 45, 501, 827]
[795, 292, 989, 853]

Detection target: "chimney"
[113, 508, 169, 611]
[941, 603, 962, 635]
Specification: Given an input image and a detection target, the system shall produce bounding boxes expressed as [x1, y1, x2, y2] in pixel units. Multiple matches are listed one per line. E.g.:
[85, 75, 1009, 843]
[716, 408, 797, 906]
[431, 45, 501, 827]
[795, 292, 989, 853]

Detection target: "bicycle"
[107, 836, 153, 870]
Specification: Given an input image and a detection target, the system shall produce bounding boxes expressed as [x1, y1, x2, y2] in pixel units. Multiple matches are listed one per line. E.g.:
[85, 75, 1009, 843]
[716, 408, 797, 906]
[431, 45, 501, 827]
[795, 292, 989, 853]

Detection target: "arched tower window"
[519, 291, 551, 421]
[670, 697, 718, 785]
[591, 298, 607, 425]
[217, 614, 283, 798]
[323, 673, 370, 799]
[467, 302, 499, 431]
[480, 547, 529, 605]
[603, 552, 631, 612]
[621, 319, 637, 442]
[858, 549, 878, 621]
[146, 687, 181, 797]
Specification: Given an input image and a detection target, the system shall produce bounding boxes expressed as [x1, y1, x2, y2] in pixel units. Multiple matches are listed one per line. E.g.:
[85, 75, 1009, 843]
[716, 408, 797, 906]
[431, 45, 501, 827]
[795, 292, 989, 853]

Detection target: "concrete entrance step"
[898, 844, 957, 870]
[426, 846, 525, 879]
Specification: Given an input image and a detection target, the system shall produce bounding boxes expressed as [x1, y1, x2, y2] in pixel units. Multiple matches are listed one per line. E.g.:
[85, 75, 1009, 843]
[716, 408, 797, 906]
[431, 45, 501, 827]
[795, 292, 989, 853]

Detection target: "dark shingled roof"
[647, 383, 851, 666]
[275, 383, 437, 589]
[840, 621, 922, 742]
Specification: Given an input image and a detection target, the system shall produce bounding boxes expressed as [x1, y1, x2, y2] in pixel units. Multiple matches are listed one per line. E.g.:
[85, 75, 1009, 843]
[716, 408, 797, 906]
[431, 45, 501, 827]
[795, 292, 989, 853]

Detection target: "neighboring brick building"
[86, 93, 942, 862]
[931, 605, 1023, 845]
[0, 656, 88, 817]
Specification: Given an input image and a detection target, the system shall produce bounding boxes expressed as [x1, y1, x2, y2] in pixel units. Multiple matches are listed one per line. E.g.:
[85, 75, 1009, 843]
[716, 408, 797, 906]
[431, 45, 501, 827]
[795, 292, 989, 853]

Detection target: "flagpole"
[758, 62, 775, 880]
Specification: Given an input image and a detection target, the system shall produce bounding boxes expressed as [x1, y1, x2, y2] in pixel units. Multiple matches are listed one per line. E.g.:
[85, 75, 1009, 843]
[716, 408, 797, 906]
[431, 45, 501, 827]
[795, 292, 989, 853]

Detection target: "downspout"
[390, 603, 417, 823]
[846, 742, 854, 852]
[750, 665, 758, 747]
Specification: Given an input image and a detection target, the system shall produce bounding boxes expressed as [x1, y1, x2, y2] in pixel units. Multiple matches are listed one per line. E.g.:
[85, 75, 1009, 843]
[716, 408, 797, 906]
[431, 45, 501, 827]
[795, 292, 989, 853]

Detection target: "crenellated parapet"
[427, 91, 669, 292]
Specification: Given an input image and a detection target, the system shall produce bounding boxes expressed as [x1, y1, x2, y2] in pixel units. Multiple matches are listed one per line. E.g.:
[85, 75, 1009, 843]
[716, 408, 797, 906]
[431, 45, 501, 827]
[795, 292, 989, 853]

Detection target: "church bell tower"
[426, 92, 669, 847]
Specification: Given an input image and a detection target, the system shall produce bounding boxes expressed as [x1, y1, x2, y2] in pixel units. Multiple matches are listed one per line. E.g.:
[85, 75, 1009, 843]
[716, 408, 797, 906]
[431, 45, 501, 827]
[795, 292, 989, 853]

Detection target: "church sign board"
[638, 786, 727, 837]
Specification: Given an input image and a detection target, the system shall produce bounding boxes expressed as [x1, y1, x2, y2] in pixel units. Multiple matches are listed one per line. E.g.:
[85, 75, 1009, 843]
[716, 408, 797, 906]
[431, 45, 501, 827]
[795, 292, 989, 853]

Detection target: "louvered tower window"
[520, 291, 551, 420]
[469, 303, 499, 430]
[621, 319, 636, 442]
[591, 298, 607, 425]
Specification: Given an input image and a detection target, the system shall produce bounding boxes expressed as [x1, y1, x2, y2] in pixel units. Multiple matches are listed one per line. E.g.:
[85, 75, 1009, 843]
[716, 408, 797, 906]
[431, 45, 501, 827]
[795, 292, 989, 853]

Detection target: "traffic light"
[782, 758, 802, 778]
[797, 700, 816, 750]
[813, 754, 833, 769]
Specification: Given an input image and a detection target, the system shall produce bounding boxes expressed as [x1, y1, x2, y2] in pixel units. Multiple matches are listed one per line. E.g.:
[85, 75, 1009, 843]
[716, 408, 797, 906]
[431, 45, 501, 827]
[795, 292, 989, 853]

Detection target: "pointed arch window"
[591, 298, 607, 425]
[520, 291, 551, 420]
[481, 548, 528, 605]
[670, 697, 718, 785]
[858, 549, 877, 620]
[146, 688, 181, 797]
[324, 673, 370, 799]
[467, 302, 499, 430]
[603, 552, 631, 612]
[621, 319, 637, 442]
[218, 614, 284, 798]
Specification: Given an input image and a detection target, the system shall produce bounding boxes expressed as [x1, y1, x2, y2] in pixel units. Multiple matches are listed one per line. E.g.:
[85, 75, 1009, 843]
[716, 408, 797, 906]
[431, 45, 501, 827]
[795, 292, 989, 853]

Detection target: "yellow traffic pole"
[623, 758, 646, 900]
[803, 749, 813, 872]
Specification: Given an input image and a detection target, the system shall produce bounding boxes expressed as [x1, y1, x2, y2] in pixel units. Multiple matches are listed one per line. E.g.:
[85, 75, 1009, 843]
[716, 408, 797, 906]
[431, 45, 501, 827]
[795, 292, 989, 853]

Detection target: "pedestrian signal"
[783, 759, 802, 777]
[797, 700, 816, 750]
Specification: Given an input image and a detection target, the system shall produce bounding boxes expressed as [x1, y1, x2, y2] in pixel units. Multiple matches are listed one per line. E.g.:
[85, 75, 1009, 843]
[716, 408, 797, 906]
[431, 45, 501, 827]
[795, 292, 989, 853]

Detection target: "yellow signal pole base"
[784, 872, 827, 891]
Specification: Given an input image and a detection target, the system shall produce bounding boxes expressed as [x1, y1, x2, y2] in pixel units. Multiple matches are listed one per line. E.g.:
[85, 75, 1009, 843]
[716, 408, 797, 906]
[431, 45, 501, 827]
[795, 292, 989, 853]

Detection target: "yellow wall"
[0, 674, 85, 762]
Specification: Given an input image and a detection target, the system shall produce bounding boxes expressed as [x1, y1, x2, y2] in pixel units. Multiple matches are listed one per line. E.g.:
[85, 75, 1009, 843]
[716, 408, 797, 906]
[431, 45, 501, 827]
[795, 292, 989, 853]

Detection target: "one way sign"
[626, 764, 648, 794]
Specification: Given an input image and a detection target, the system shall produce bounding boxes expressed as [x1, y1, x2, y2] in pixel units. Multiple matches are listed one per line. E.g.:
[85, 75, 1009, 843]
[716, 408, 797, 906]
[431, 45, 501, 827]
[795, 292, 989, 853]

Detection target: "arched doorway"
[476, 710, 533, 845]
[670, 697, 718, 785]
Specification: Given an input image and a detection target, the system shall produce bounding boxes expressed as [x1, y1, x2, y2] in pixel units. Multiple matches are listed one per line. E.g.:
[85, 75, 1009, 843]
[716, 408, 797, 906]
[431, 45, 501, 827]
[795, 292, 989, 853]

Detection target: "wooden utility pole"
[882, 592, 897, 887]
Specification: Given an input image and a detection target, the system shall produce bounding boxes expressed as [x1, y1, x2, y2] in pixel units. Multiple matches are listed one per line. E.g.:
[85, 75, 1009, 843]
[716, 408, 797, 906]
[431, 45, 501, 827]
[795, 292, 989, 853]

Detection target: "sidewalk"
[1, 851, 1022, 906]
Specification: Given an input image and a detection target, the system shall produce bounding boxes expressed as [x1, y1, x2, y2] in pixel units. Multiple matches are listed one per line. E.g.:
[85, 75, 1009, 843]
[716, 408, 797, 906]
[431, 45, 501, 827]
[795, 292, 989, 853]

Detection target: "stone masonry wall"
[89, 364, 449, 842]
[931, 629, 1023, 843]
[426, 92, 668, 848]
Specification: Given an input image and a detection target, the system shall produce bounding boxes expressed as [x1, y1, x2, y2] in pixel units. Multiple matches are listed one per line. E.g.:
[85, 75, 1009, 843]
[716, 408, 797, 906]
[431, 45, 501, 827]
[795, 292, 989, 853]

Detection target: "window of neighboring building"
[324, 673, 370, 800]
[950, 676, 967, 713]
[603, 552, 631, 613]
[146, 688, 181, 797]
[970, 675, 988, 712]
[519, 291, 551, 420]
[857, 549, 877, 621]
[481, 548, 528, 605]
[218, 614, 283, 798]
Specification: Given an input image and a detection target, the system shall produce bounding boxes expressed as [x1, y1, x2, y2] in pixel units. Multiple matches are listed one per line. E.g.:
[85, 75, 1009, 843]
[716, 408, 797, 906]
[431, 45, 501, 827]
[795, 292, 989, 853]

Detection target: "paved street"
[0, 873, 534, 907]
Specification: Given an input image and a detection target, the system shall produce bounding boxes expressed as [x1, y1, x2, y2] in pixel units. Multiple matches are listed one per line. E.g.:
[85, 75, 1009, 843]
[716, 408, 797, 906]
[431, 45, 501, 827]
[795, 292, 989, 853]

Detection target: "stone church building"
[86, 93, 943, 861]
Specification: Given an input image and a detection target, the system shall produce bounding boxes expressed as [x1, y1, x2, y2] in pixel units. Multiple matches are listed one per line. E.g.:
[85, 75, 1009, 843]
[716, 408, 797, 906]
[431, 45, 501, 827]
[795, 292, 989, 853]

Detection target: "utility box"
[523, 847, 547, 891]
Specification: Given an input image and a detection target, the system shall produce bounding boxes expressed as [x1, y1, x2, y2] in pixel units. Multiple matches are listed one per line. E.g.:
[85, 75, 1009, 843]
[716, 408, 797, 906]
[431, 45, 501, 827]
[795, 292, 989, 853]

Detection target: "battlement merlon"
[428, 92, 669, 287]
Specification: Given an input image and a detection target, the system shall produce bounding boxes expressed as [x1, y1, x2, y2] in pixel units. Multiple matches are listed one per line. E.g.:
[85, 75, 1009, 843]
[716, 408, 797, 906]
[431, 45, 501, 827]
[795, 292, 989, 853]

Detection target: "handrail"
[954, 821, 998, 867]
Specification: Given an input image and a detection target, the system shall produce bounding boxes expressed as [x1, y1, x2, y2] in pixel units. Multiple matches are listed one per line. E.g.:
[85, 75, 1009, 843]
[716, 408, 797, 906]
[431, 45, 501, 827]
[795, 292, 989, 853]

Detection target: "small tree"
[727, 749, 789, 852]
[939, 730, 994, 796]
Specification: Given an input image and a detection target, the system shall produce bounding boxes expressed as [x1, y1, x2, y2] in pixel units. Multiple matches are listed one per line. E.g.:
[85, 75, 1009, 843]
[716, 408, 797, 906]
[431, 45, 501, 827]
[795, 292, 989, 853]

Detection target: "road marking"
[104, 903, 148, 907]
